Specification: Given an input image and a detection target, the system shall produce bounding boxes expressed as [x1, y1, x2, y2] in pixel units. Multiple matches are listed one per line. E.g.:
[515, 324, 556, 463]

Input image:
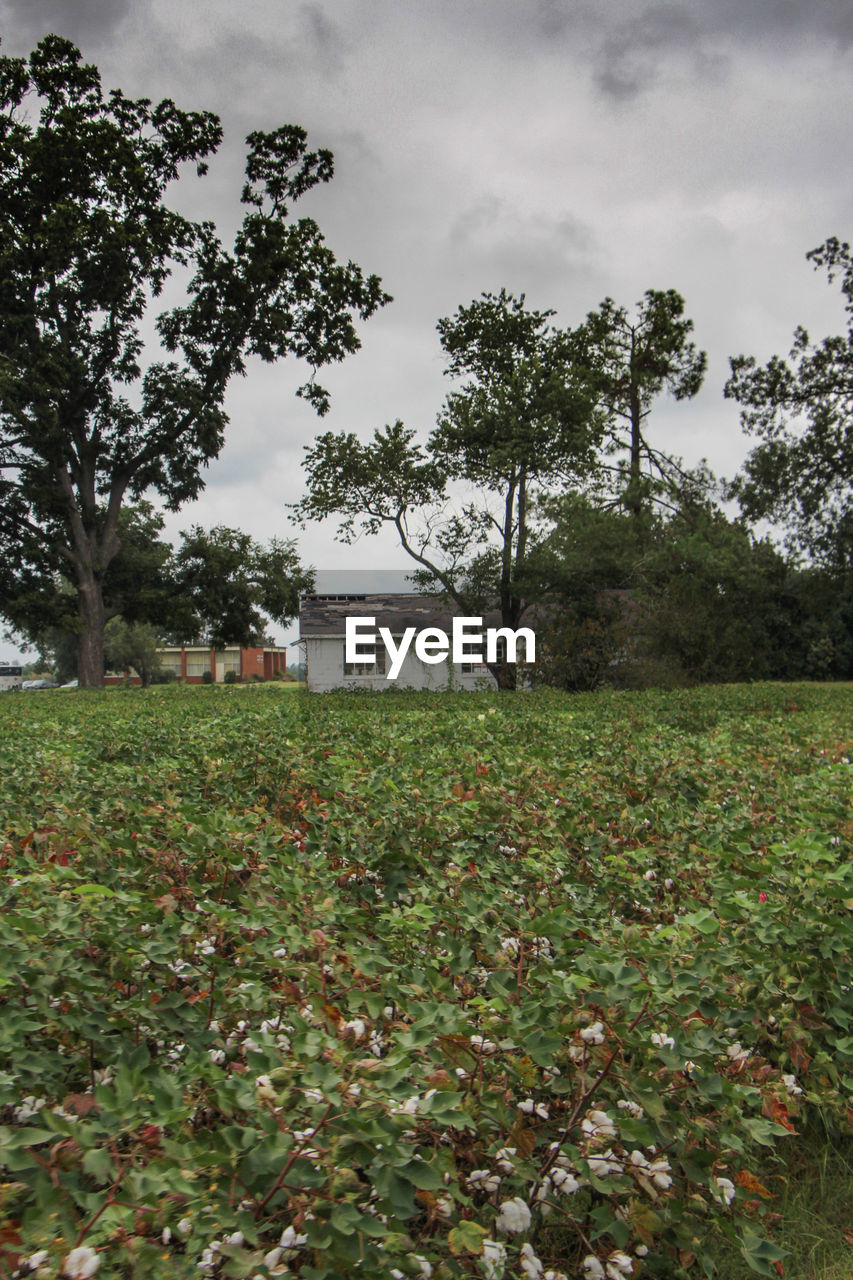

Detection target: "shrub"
[201, 669, 213, 684]
[223, 669, 239, 684]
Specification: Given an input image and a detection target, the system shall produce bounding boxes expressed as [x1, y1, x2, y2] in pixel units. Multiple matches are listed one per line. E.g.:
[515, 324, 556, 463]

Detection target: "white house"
[299, 593, 508, 692]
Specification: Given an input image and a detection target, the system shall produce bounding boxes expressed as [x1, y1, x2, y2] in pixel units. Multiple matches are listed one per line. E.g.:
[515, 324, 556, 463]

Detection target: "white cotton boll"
[580, 1021, 605, 1043]
[482, 1239, 507, 1280]
[643, 869, 656, 882]
[263, 1247, 284, 1268]
[726, 1043, 750, 1064]
[413, 1256, 433, 1277]
[279, 1226, 308, 1249]
[551, 1167, 580, 1194]
[176, 1217, 193, 1236]
[535, 1176, 553, 1203]
[494, 1146, 517, 1174]
[712, 1176, 736, 1206]
[26, 1252, 50, 1269]
[782, 1073, 803, 1095]
[61, 1247, 101, 1278]
[650, 1032, 675, 1049]
[520, 1242, 544, 1277]
[587, 1150, 623, 1178]
[468, 1169, 501, 1195]
[582, 1110, 617, 1141]
[581, 1258, 606, 1278]
[616, 1099, 644, 1118]
[208, 1049, 226, 1064]
[518, 1098, 549, 1119]
[605, 1251, 633, 1278]
[495, 1197, 532, 1233]
[223, 1231, 244, 1246]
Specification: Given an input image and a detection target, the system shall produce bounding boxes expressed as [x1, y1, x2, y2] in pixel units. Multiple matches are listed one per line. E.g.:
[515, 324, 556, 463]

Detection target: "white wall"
[305, 637, 497, 692]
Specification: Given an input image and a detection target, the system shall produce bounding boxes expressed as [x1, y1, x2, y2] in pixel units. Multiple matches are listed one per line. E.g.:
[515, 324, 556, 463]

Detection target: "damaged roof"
[299, 593, 502, 637]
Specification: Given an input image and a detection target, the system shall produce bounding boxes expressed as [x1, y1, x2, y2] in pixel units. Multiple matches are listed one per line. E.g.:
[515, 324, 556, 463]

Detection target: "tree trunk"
[76, 570, 106, 688]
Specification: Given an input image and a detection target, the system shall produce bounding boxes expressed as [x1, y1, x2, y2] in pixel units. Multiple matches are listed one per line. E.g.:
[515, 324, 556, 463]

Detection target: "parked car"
[22, 678, 59, 690]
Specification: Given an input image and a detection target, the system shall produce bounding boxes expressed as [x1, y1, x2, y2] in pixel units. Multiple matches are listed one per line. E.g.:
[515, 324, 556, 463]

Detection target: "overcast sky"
[2, 0, 852, 657]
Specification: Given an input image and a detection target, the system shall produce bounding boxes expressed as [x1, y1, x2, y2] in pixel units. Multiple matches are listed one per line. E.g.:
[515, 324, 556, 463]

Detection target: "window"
[158, 650, 183, 676]
[186, 652, 210, 677]
[343, 644, 386, 677]
[222, 650, 240, 674]
[462, 639, 505, 674]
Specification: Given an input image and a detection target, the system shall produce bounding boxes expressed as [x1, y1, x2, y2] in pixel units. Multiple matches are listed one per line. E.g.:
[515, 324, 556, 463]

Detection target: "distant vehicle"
[22, 678, 59, 690]
[0, 664, 23, 692]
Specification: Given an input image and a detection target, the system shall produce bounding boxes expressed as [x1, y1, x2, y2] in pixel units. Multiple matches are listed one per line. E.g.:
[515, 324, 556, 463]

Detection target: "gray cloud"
[0, 0, 135, 51]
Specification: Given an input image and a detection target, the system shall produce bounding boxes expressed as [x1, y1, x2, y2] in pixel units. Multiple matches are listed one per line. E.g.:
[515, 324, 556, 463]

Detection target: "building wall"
[305, 637, 497, 692]
[104, 644, 289, 685]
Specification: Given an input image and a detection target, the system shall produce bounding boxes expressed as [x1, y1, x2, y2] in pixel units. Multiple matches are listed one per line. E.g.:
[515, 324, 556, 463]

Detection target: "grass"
[711, 1122, 853, 1279]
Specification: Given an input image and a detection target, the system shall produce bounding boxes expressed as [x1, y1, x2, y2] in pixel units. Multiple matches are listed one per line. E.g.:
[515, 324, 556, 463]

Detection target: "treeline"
[0, 37, 850, 687]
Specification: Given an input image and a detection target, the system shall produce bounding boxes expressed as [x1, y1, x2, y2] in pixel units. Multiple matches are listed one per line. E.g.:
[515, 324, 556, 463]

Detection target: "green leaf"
[448, 1221, 489, 1255]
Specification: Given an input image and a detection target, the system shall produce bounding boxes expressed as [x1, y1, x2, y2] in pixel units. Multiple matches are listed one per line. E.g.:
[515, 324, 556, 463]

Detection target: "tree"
[294, 291, 600, 687]
[0, 36, 389, 686]
[523, 492, 638, 691]
[570, 290, 707, 526]
[726, 238, 853, 571]
[634, 501, 790, 685]
[3, 501, 175, 673]
[170, 525, 314, 647]
[103, 619, 162, 687]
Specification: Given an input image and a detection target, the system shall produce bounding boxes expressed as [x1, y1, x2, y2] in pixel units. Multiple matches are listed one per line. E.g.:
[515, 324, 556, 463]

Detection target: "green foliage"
[726, 238, 853, 571]
[530, 490, 852, 688]
[0, 684, 851, 1277]
[223, 669, 239, 684]
[296, 291, 602, 688]
[201, 669, 214, 684]
[570, 290, 707, 521]
[104, 619, 164, 688]
[0, 36, 388, 686]
[171, 526, 314, 648]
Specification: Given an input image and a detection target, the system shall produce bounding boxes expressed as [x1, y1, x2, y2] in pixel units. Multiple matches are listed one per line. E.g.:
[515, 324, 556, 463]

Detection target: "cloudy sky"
[2, 0, 852, 653]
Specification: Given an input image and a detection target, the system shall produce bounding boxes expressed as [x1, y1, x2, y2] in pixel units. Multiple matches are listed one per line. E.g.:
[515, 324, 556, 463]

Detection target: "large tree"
[0, 36, 388, 685]
[726, 238, 853, 571]
[170, 525, 314, 647]
[294, 290, 601, 686]
[569, 290, 707, 527]
[2, 500, 175, 658]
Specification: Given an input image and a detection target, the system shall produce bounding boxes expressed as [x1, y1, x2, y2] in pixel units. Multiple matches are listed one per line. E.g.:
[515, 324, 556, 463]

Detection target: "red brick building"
[105, 644, 290, 685]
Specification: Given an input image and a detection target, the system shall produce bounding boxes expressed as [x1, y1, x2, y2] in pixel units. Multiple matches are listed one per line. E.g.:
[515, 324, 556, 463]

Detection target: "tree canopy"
[726, 238, 853, 571]
[295, 290, 601, 686]
[170, 526, 314, 648]
[0, 35, 388, 685]
[569, 290, 707, 525]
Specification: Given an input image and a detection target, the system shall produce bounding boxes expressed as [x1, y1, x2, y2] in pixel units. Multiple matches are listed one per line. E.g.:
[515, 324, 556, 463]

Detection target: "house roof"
[299, 593, 502, 637]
